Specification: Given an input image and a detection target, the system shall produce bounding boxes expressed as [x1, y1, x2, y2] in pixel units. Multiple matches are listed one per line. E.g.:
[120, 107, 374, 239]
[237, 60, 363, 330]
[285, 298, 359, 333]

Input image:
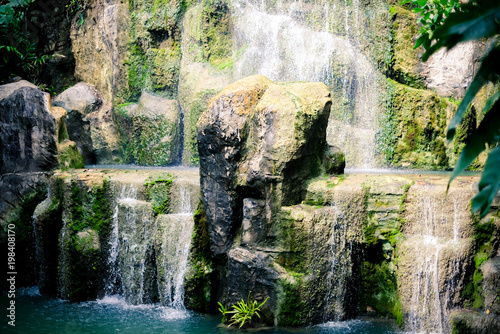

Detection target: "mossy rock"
[381, 79, 457, 169]
[58, 140, 85, 170]
[144, 173, 174, 215]
[115, 93, 181, 166]
[389, 5, 425, 88]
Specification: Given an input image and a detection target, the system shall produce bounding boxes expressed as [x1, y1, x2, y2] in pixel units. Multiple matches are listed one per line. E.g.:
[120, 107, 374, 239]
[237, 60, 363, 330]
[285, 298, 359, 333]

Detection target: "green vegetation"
[0, 0, 48, 82]
[199, 0, 233, 68]
[405, 0, 500, 216]
[62, 178, 113, 301]
[184, 89, 219, 165]
[184, 202, 213, 311]
[462, 218, 497, 309]
[378, 79, 454, 169]
[220, 292, 269, 329]
[144, 174, 174, 215]
[278, 277, 307, 326]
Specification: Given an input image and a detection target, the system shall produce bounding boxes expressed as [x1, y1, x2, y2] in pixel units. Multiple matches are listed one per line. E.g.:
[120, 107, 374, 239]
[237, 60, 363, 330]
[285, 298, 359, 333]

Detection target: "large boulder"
[198, 75, 331, 256]
[52, 83, 102, 164]
[114, 92, 181, 165]
[197, 75, 333, 325]
[52, 82, 120, 164]
[0, 80, 59, 174]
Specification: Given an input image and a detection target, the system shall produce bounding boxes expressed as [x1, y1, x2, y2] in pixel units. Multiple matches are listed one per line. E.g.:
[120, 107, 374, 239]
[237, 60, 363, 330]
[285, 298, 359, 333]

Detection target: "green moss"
[184, 202, 213, 311]
[461, 219, 496, 309]
[199, 0, 233, 68]
[144, 174, 174, 215]
[58, 141, 85, 170]
[382, 79, 455, 169]
[184, 89, 219, 165]
[277, 277, 307, 326]
[124, 0, 188, 101]
[61, 177, 113, 301]
[115, 104, 180, 166]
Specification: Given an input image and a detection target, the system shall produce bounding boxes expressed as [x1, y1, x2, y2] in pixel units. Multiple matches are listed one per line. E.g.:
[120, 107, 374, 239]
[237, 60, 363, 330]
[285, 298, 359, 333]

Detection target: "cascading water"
[104, 180, 196, 310]
[105, 184, 138, 296]
[399, 185, 474, 334]
[231, 0, 380, 168]
[323, 205, 350, 322]
[156, 184, 195, 309]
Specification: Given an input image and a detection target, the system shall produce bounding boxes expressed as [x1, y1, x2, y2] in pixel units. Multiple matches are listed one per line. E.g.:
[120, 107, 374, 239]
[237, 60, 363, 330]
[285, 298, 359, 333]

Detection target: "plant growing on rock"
[406, 0, 500, 216]
[0, 0, 48, 82]
[219, 293, 269, 329]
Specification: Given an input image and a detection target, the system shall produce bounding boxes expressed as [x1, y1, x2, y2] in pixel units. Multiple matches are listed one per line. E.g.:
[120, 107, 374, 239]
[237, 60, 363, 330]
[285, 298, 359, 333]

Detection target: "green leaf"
[446, 45, 500, 141]
[422, 2, 500, 60]
[472, 146, 500, 217]
[448, 100, 500, 187]
[483, 90, 500, 115]
[417, 0, 427, 7]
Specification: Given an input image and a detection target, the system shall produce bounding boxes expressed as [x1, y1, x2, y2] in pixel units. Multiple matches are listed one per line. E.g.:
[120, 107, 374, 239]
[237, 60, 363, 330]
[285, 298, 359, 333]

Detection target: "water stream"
[231, 0, 380, 168]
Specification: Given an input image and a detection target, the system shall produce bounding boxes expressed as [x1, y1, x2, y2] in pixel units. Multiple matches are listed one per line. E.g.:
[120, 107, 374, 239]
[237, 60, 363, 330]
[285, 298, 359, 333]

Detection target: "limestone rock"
[197, 75, 333, 324]
[52, 83, 102, 164]
[53, 83, 121, 164]
[238, 81, 332, 205]
[115, 92, 181, 165]
[197, 75, 273, 255]
[50, 106, 85, 169]
[483, 257, 500, 314]
[226, 247, 278, 325]
[0, 80, 59, 174]
[87, 102, 121, 164]
[70, 1, 130, 103]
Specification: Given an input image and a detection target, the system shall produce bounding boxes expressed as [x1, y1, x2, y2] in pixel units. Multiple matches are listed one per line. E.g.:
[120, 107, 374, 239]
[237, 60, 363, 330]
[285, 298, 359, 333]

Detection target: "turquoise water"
[2, 288, 401, 334]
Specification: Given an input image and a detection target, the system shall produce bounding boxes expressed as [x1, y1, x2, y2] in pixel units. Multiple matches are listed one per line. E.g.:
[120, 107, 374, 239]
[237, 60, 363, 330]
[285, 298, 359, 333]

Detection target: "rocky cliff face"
[39, 0, 487, 169]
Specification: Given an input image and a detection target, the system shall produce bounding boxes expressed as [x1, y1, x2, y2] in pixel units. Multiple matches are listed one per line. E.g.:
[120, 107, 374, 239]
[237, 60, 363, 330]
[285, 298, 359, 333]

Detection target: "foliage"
[401, 0, 461, 50]
[218, 302, 228, 323]
[219, 292, 269, 328]
[406, 0, 500, 217]
[0, 0, 49, 82]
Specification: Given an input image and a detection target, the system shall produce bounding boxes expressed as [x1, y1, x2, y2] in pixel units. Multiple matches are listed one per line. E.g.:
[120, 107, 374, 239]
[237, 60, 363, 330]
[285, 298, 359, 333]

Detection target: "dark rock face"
[198, 75, 331, 256]
[197, 75, 333, 324]
[197, 75, 274, 255]
[52, 82, 103, 164]
[0, 81, 59, 174]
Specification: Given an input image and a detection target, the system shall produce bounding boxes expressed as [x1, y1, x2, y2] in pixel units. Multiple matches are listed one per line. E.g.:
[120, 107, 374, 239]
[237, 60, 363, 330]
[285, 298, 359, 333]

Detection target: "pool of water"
[2, 287, 401, 334]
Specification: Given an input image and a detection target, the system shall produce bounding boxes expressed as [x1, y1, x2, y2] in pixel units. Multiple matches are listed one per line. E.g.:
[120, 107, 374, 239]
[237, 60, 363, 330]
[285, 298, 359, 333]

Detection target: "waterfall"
[105, 184, 138, 296]
[400, 185, 474, 334]
[155, 214, 194, 309]
[117, 197, 155, 305]
[58, 217, 69, 299]
[104, 180, 196, 309]
[231, 0, 380, 168]
[321, 203, 359, 322]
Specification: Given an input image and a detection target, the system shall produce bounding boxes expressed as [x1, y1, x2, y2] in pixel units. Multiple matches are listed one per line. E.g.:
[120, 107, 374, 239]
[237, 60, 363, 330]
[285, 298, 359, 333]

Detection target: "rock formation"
[52, 82, 120, 164]
[0, 80, 58, 174]
[115, 92, 181, 165]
